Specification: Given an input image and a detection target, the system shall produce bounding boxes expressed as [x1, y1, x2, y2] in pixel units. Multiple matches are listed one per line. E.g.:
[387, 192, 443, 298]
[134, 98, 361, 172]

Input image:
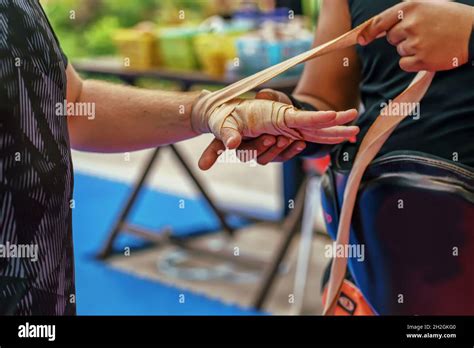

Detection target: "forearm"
[292, 93, 337, 112]
[68, 80, 201, 153]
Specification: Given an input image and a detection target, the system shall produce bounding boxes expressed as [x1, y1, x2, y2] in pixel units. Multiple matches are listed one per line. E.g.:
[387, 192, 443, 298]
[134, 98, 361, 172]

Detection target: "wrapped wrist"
[190, 90, 212, 135]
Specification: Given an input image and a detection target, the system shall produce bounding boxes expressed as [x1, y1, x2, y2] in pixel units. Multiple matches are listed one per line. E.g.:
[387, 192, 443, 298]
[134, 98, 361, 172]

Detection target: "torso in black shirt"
[332, 0, 474, 170]
[0, 0, 75, 315]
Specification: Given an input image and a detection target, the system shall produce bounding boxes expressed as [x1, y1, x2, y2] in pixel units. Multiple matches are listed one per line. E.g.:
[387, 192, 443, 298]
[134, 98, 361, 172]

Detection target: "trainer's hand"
[358, 1, 474, 72]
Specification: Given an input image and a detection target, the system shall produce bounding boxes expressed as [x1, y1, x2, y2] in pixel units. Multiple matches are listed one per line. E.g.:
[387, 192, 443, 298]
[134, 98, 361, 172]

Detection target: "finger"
[312, 109, 359, 129]
[284, 109, 338, 129]
[257, 136, 292, 165]
[273, 141, 307, 162]
[386, 23, 407, 46]
[256, 89, 292, 104]
[303, 136, 348, 145]
[287, 109, 359, 130]
[358, 3, 405, 45]
[399, 56, 424, 72]
[198, 138, 225, 171]
[303, 125, 360, 139]
[220, 127, 242, 149]
[219, 116, 243, 149]
[396, 40, 416, 57]
[236, 135, 276, 162]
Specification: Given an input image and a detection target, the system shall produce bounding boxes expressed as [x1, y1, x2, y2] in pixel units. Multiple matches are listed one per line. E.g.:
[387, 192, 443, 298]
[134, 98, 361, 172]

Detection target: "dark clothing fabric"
[469, 24, 474, 62]
[331, 0, 474, 170]
[0, 0, 75, 315]
[301, 0, 474, 169]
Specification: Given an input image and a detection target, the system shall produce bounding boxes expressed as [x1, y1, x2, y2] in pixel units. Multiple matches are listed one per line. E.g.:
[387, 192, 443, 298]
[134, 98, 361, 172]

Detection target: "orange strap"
[322, 280, 375, 316]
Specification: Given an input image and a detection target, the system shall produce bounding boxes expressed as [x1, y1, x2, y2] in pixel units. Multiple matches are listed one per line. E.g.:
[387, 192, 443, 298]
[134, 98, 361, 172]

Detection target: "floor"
[72, 134, 328, 315]
[106, 223, 329, 315]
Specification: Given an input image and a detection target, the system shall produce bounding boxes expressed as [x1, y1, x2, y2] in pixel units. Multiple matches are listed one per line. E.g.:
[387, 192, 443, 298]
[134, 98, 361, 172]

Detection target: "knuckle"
[402, 18, 417, 34]
[409, 39, 421, 50]
[403, 1, 416, 11]
[413, 55, 424, 65]
[386, 31, 396, 45]
[372, 15, 383, 31]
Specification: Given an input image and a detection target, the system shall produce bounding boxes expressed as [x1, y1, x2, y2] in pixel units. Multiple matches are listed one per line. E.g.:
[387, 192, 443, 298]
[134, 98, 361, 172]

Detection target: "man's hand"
[192, 88, 359, 148]
[358, 1, 474, 72]
[197, 89, 359, 170]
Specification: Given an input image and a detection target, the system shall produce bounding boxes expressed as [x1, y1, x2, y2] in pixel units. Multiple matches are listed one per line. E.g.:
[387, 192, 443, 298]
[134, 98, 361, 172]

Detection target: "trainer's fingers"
[236, 135, 276, 162]
[273, 141, 307, 162]
[257, 136, 293, 165]
[198, 138, 225, 171]
[386, 23, 407, 46]
[358, 3, 404, 45]
[399, 55, 424, 72]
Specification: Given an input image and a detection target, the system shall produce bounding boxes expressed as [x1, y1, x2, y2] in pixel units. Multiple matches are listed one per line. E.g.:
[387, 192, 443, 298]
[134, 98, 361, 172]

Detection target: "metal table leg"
[252, 177, 308, 309]
[169, 144, 234, 236]
[97, 148, 161, 259]
[291, 175, 320, 314]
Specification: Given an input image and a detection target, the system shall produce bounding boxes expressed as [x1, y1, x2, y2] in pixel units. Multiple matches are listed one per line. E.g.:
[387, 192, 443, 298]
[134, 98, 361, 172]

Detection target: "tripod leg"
[252, 177, 307, 310]
[291, 175, 320, 315]
[169, 144, 234, 236]
[97, 148, 161, 259]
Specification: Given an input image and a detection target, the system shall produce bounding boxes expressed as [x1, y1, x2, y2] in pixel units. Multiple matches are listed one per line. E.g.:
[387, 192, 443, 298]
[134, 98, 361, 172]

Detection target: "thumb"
[256, 89, 292, 104]
[220, 116, 242, 150]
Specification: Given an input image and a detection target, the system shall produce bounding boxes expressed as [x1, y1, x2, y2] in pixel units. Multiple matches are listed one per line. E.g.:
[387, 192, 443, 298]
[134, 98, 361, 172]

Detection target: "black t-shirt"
[330, 0, 474, 170]
[301, 0, 474, 169]
[0, 0, 75, 315]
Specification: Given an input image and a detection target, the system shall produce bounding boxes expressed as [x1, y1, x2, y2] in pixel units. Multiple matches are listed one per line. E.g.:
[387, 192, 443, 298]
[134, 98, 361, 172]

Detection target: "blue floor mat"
[75, 260, 259, 315]
[73, 172, 266, 315]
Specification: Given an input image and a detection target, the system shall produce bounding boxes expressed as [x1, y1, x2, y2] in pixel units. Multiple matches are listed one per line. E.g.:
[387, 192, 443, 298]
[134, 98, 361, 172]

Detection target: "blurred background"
[41, 0, 333, 315]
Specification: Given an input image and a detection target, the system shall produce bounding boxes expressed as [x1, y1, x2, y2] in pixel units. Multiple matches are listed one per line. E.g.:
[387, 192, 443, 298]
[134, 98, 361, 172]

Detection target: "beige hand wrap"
[192, 17, 435, 315]
[193, 96, 303, 141]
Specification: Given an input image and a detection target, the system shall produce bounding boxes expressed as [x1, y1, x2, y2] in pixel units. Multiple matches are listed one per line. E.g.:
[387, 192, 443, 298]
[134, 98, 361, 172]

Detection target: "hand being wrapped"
[192, 90, 359, 170]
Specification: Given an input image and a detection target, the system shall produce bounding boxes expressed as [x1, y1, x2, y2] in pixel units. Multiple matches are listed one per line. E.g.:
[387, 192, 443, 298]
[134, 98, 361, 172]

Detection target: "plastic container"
[157, 27, 201, 71]
[114, 29, 157, 70]
[233, 8, 261, 30]
[194, 29, 247, 77]
[236, 36, 313, 76]
[261, 8, 291, 23]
